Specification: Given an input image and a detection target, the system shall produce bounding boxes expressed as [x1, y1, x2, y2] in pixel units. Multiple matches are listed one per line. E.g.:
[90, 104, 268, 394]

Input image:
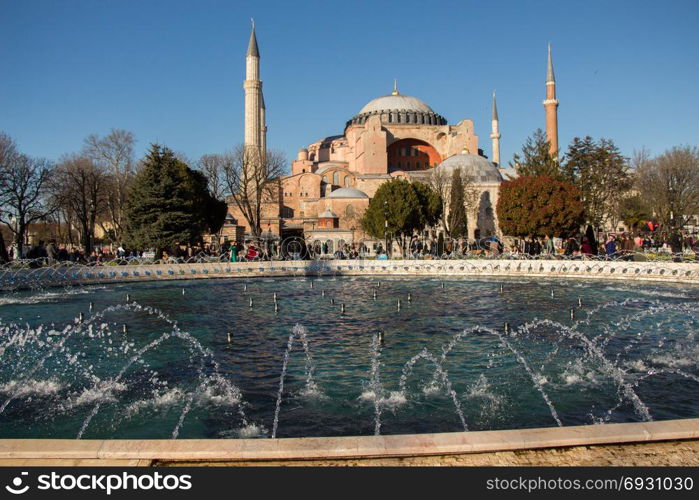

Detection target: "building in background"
[229, 24, 559, 250]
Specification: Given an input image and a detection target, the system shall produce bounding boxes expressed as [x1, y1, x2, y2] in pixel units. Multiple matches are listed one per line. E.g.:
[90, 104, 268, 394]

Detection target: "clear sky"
[1, 0, 697, 171]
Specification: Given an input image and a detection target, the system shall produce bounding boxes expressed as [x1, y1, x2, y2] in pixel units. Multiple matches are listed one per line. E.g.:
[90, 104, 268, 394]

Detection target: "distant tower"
[260, 93, 267, 154]
[543, 43, 559, 158]
[490, 91, 501, 166]
[244, 20, 265, 153]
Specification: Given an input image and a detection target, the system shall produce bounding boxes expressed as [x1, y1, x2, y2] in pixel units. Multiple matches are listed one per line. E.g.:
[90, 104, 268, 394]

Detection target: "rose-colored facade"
[228, 27, 561, 248]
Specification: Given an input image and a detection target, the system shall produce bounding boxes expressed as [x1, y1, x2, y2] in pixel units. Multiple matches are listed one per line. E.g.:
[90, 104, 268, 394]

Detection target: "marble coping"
[1, 419, 698, 461]
[4, 259, 699, 291]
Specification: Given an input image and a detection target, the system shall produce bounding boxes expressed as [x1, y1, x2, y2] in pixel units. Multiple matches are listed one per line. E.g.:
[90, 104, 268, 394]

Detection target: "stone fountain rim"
[0, 418, 697, 461]
[4, 259, 698, 292]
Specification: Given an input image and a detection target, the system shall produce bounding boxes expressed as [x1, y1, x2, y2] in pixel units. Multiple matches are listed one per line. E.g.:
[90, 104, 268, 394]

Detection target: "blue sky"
[1, 0, 697, 171]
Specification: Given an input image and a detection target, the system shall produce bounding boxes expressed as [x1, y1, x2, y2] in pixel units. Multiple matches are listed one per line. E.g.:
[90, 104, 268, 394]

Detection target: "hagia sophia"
[227, 24, 560, 251]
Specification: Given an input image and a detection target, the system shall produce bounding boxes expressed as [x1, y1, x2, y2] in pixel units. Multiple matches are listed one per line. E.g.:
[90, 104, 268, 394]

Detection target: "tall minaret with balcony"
[244, 21, 265, 154]
[490, 91, 501, 166]
[544, 43, 559, 158]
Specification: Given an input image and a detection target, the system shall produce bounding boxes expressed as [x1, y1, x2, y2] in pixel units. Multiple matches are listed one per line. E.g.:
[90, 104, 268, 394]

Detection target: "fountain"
[0, 272, 697, 441]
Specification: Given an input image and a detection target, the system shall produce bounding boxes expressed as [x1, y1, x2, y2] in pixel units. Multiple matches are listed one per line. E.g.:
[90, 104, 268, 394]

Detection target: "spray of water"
[271, 324, 319, 438]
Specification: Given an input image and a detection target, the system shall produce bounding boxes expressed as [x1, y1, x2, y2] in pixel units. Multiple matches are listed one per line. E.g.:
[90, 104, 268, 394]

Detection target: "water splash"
[397, 348, 468, 431]
[271, 324, 320, 438]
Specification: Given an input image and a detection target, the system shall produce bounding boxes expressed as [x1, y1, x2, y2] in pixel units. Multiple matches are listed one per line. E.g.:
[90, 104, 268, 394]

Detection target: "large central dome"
[358, 94, 434, 115]
[346, 86, 447, 127]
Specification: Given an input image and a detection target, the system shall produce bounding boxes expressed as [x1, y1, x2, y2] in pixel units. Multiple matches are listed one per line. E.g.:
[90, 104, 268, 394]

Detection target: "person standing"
[229, 241, 239, 262]
[45, 240, 57, 265]
[544, 235, 555, 255]
[605, 236, 617, 259]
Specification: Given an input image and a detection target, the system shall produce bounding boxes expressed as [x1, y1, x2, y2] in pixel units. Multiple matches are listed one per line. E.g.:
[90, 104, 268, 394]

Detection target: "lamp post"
[383, 200, 389, 258]
[668, 186, 681, 255]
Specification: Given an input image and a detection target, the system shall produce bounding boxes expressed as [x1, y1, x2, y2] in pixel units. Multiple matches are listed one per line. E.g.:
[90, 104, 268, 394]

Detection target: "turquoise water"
[0, 276, 697, 439]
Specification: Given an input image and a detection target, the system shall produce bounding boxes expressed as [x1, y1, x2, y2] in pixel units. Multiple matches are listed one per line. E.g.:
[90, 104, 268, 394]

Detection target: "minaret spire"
[543, 43, 559, 158]
[247, 19, 259, 57]
[490, 91, 501, 166]
[244, 21, 264, 153]
[546, 43, 555, 83]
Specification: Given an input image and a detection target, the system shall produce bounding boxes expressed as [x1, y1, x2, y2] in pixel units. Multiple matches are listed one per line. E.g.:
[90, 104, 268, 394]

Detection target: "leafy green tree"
[123, 145, 226, 256]
[509, 129, 561, 178]
[618, 194, 651, 231]
[496, 175, 585, 238]
[361, 178, 441, 256]
[562, 136, 630, 228]
[447, 168, 467, 238]
[412, 181, 443, 228]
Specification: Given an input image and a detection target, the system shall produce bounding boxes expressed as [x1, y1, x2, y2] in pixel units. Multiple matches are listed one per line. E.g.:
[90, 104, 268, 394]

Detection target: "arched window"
[344, 176, 351, 187]
[332, 171, 339, 186]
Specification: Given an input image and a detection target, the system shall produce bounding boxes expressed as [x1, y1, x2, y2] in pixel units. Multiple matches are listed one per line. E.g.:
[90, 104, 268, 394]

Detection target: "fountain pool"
[0, 276, 697, 440]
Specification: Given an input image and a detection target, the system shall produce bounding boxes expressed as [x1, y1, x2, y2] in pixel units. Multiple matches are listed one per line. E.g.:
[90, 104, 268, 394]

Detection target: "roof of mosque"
[327, 187, 370, 199]
[435, 154, 503, 183]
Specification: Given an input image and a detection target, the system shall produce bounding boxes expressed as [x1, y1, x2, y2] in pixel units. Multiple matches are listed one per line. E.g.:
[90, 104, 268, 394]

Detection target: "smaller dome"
[318, 209, 338, 219]
[436, 154, 503, 183]
[327, 187, 369, 199]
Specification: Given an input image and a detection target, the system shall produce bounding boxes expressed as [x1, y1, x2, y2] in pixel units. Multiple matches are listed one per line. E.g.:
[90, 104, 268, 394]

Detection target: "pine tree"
[447, 168, 467, 238]
[123, 144, 226, 256]
[510, 129, 561, 178]
[562, 136, 630, 228]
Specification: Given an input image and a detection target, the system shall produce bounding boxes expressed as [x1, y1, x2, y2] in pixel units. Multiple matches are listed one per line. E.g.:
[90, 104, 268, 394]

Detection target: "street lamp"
[383, 200, 389, 257]
[668, 186, 681, 255]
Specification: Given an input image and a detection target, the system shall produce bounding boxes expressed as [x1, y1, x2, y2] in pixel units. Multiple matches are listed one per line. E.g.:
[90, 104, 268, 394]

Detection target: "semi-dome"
[435, 154, 503, 183]
[327, 187, 369, 199]
[346, 86, 447, 127]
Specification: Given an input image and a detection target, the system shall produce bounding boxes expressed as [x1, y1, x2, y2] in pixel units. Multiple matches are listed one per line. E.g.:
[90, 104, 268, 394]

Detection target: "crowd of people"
[512, 232, 699, 259]
[4, 230, 698, 267]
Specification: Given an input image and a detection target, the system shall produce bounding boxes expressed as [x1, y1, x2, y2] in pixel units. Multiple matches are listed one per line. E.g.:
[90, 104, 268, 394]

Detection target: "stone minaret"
[490, 91, 501, 166]
[244, 21, 264, 153]
[543, 43, 559, 158]
[260, 93, 267, 154]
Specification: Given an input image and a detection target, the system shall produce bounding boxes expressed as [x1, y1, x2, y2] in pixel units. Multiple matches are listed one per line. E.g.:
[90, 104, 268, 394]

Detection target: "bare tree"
[83, 129, 136, 244]
[50, 155, 108, 255]
[0, 133, 55, 257]
[636, 146, 699, 250]
[428, 167, 477, 235]
[197, 153, 231, 200]
[221, 146, 286, 237]
[630, 146, 652, 171]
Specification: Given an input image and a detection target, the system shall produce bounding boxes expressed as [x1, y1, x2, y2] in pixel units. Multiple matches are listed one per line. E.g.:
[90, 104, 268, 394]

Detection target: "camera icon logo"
[5, 472, 29, 495]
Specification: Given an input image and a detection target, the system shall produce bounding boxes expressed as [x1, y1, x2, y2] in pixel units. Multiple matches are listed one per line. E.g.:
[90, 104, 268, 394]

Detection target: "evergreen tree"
[618, 194, 651, 231]
[123, 144, 226, 256]
[562, 136, 630, 228]
[361, 178, 442, 256]
[509, 129, 561, 178]
[361, 179, 420, 242]
[447, 168, 467, 238]
[412, 181, 443, 229]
